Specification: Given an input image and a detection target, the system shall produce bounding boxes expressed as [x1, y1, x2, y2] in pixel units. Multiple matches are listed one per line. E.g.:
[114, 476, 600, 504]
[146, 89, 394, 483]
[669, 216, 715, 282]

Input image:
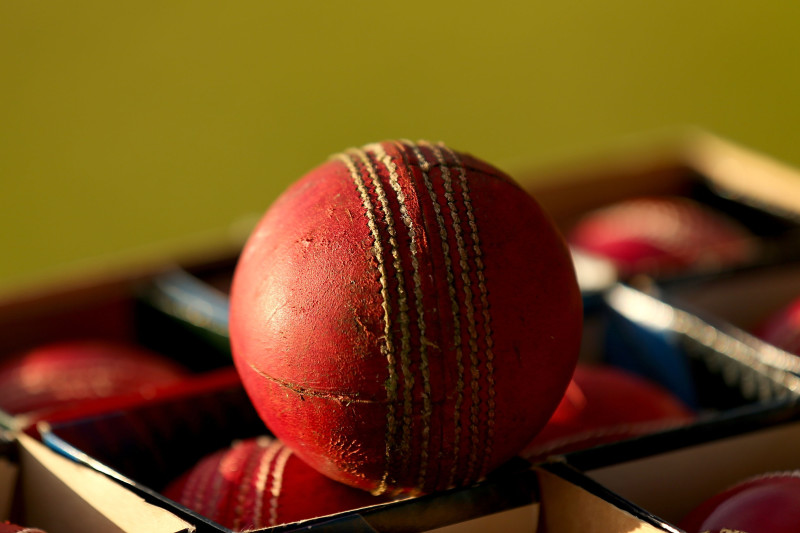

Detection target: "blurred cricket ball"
[568, 196, 757, 277]
[164, 436, 393, 531]
[0, 523, 47, 533]
[229, 140, 582, 494]
[754, 296, 800, 356]
[522, 364, 694, 461]
[679, 471, 800, 533]
[0, 339, 188, 415]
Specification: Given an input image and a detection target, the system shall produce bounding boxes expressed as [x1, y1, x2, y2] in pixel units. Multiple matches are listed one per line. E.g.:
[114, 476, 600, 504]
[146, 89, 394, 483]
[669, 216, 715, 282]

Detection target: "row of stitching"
[268, 444, 293, 526]
[403, 139, 463, 492]
[443, 144, 496, 481]
[233, 438, 270, 531]
[365, 143, 416, 472]
[426, 141, 484, 486]
[387, 141, 434, 490]
[338, 151, 398, 495]
[251, 437, 283, 528]
[338, 142, 491, 493]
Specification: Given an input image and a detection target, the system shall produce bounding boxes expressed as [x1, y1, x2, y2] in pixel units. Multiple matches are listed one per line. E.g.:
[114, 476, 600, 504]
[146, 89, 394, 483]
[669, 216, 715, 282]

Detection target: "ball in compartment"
[229, 140, 583, 494]
[164, 436, 393, 531]
[568, 196, 757, 278]
[522, 364, 694, 461]
[679, 470, 800, 533]
[0, 339, 188, 415]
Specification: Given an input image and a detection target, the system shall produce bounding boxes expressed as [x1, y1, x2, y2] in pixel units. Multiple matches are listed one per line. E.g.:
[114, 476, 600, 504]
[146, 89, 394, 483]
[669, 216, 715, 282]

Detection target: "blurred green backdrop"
[3, 1, 800, 292]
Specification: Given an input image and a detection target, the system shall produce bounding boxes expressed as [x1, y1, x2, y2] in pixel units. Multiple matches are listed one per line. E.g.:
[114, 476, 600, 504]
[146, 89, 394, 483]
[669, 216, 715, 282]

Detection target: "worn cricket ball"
[568, 196, 757, 278]
[679, 471, 800, 533]
[754, 296, 800, 356]
[229, 140, 582, 494]
[522, 364, 694, 461]
[0, 339, 189, 415]
[164, 436, 393, 531]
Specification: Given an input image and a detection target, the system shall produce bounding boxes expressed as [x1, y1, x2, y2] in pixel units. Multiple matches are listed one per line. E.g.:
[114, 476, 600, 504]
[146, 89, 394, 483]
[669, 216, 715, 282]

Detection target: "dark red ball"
[0, 522, 47, 533]
[568, 196, 757, 277]
[230, 140, 582, 494]
[754, 296, 800, 356]
[523, 364, 694, 460]
[679, 471, 800, 533]
[164, 436, 392, 531]
[0, 339, 188, 415]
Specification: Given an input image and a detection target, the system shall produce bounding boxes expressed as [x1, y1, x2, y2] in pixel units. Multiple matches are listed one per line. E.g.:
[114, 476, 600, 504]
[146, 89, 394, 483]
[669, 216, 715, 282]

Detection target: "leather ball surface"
[568, 196, 757, 278]
[679, 471, 800, 533]
[229, 140, 582, 494]
[0, 339, 188, 415]
[523, 364, 694, 461]
[164, 436, 392, 531]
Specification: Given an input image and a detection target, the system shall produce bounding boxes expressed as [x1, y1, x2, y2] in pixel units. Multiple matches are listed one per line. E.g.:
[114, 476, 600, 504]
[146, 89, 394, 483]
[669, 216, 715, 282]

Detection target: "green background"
[3, 2, 800, 292]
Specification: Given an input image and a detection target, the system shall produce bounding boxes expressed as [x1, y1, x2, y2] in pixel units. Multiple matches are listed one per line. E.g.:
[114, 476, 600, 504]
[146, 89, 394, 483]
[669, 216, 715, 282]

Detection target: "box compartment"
[516, 130, 800, 296]
[41, 377, 542, 533]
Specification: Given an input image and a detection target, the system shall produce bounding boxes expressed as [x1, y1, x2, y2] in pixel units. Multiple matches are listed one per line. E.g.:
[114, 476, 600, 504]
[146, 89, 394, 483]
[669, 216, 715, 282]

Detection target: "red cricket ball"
[568, 196, 757, 278]
[754, 296, 800, 356]
[0, 339, 188, 415]
[164, 436, 393, 531]
[679, 471, 800, 533]
[0, 523, 47, 533]
[522, 364, 694, 461]
[229, 140, 582, 494]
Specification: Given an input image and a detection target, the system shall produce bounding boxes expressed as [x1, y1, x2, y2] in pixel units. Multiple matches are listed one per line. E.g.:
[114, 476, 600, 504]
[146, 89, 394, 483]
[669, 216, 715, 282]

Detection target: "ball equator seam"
[401, 139, 463, 493]
[357, 145, 417, 487]
[355, 140, 497, 492]
[437, 142, 496, 485]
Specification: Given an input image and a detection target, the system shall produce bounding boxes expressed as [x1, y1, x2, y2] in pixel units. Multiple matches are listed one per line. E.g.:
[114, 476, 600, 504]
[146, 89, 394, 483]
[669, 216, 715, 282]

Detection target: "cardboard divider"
[579, 403, 800, 529]
[0, 430, 193, 533]
[662, 261, 800, 370]
[536, 464, 671, 533]
[520, 397, 800, 531]
[19, 433, 193, 533]
[602, 257, 800, 418]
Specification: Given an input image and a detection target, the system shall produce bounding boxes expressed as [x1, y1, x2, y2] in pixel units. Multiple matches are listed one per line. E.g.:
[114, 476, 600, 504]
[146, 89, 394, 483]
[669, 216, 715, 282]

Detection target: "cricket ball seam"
[389, 140, 434, 490]
[405, 140, 473, 490]
[339, 149, 403, 493]
[441, 143, 497, 481]
[343, 140, 498, 492]
[250, 437, 282, 528]
[430, 142, 477, 484]
[365, 144, 417, 473]
[268, 444, 293, 526]
[426, 141, 488, 486]
[354, 145, 416, 489]
[387, 141, 496, 490]
[233, 435, 269, 530]
[402, 139, 464, 491]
